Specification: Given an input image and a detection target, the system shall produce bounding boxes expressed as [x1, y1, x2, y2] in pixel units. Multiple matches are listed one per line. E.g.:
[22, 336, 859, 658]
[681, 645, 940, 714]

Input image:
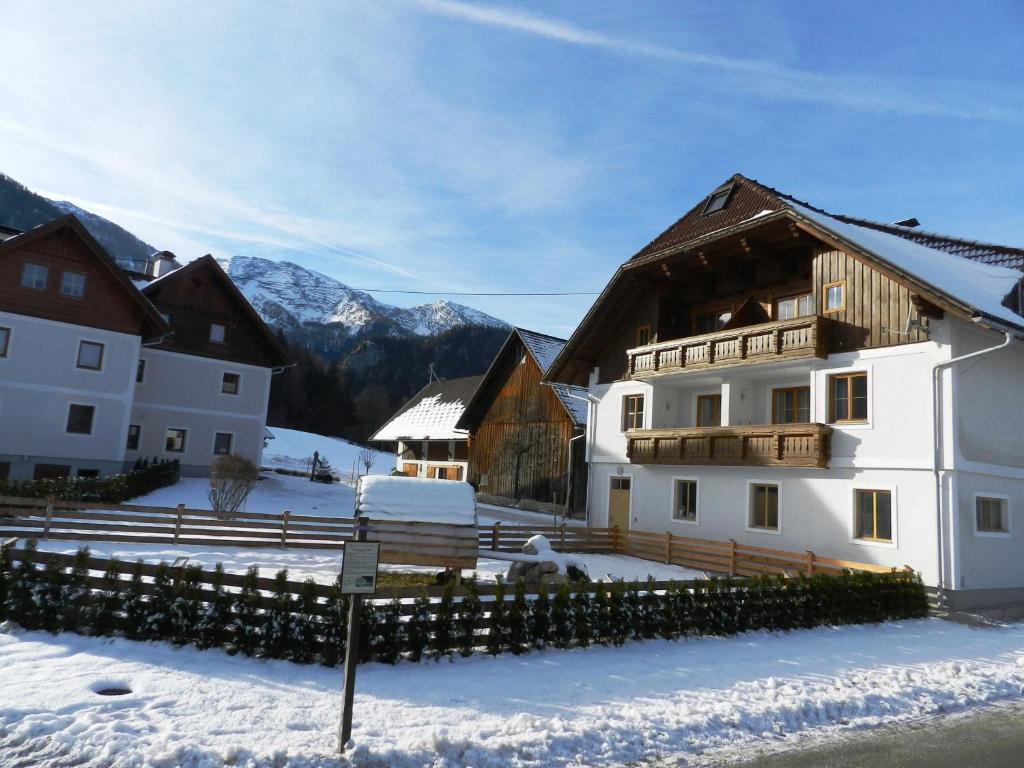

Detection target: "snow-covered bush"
[209, 454, 260, 516]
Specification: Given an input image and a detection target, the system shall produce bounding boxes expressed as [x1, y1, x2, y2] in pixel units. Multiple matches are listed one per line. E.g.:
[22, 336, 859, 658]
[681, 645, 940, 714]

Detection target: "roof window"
[701, 184, 735, 216]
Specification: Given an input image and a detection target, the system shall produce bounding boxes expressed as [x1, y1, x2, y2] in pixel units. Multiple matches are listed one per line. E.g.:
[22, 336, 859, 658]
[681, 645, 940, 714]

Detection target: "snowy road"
[2, 619, 1024, 767]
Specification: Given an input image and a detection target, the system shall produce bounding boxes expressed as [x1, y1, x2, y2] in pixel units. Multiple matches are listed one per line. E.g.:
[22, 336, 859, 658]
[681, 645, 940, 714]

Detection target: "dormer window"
[21, 262, 48, 290]
[210, 323, 226, 343]
[701, 184, 734, 216]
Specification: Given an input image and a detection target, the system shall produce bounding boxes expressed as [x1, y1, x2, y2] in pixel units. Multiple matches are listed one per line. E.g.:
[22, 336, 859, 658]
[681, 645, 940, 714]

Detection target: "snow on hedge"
[355, 475, 477, 526]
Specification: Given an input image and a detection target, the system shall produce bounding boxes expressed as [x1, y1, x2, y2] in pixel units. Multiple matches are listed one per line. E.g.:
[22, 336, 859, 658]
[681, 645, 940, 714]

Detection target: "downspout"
[540, 383, 601, 527]
[931, 323, 1012, 592]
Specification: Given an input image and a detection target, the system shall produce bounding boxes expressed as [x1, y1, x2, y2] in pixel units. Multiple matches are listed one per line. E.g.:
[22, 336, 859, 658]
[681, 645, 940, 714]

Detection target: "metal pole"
[338, 516, 367, 752]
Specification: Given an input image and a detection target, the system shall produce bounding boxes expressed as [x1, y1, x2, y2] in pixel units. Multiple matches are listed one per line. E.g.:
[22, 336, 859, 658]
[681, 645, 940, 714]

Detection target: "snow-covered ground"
[263, 426, 392, 480]
[2, 618, 1024, 767]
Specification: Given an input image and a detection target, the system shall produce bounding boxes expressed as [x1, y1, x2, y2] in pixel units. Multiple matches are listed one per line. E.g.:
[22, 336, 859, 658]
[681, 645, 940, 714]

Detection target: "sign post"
[338, 517, 379, 753]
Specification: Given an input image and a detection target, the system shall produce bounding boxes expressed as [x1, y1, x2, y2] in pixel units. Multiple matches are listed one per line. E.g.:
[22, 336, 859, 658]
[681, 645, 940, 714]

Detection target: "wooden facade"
[0, 217, 166, 337]
[142, 255, 289, 368]
[626, 423, 832, 469]
[459, 332, 587, 513]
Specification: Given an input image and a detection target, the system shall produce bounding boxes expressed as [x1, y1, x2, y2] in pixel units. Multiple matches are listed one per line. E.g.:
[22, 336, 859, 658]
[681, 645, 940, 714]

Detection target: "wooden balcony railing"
[626, 423, 832, 469]
[627, 315, 829, 379]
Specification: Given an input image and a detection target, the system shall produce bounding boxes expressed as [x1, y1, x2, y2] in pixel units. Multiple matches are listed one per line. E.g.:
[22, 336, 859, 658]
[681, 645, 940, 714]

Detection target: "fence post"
[281, 510, 290, 548]
[805, 550, 815, 575]
[664, 530, 672, 564]
[174, 503, 183, 543]
[729, 539, 737, 576]
[491, 522, 501, 551]
[44, 495, 55, 539]
[611, 525, 621, 553]
[559, 523, 566, 551]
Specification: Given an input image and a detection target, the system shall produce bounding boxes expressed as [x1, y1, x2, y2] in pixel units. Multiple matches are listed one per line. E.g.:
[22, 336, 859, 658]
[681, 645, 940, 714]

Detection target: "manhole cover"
[94, 687, 132, 696]
[90, 680, 132, 696]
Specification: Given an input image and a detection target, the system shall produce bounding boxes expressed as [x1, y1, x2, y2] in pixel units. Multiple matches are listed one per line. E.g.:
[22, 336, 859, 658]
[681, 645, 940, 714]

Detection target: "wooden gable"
[143, 255, 289, 368]
[0, 216, 167, 337]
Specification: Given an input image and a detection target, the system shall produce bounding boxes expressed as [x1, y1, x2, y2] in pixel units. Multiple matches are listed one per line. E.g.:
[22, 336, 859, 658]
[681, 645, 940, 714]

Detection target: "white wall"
[0, 311, 138, 478]
[130, 348, 271, 475]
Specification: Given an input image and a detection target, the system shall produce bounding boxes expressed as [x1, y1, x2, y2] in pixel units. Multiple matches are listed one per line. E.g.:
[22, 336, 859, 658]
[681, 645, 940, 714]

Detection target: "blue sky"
[2, 0, 1022, 336]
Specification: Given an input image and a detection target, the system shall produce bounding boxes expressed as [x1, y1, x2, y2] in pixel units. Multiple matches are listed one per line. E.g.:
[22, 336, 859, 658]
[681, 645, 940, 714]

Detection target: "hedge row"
[0, 542, 928, 666]
[0, 458, 180, 504]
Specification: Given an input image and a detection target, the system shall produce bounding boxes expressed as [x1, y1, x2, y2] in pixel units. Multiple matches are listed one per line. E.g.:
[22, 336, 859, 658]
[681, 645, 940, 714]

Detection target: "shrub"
[0, 460, 179, 504]
[209, 455, 260, 516]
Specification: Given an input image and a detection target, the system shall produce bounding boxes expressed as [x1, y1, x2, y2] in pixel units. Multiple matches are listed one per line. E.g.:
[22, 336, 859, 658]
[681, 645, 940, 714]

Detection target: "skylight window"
[701, 184, 734, 216]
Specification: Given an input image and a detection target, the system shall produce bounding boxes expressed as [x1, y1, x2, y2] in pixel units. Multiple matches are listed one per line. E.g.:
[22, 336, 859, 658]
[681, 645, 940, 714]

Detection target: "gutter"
[931, 321, 1014, 591]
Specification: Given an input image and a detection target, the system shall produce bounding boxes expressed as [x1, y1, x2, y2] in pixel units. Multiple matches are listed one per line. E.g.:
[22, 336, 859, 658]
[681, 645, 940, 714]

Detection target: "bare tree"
[358, 446, 377, 476]
[209, 455, 260, 516]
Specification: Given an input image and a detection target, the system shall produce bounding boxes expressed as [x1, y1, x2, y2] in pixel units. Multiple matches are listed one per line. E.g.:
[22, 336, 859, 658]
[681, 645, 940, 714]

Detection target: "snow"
[355, 475, 477, 525]
[790, 201, 1024, 330]
[4, 619, 1024, 766]
[485, 534, 589, 576]
[370, 376, 481, 441]
[263, 426, 391, 480]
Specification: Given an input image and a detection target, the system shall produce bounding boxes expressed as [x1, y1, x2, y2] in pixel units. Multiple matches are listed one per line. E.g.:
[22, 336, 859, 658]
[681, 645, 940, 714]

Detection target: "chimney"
[147, 250, 181, 278]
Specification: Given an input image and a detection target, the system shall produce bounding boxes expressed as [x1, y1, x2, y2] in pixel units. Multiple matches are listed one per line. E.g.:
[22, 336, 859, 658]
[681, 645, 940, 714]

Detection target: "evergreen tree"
[122, 560, 148, 640]
[9, 540, 41, 629]
[170, 565, 203, 646]
[92, 560, 123, 637]
[529, 586, 551, 650]
[232, 565, 263, 656]
[607, 579, 628, 646]
[291, 578, 321, 664]
[144, 563, 176, 640]
[457, 576, 483, 657]
[431, 580, 457, 660]
[550, 581, 573, 649]
[639, 577, 661, 640]
[263, 570, 295, 659]
[591, 582, 611, 644]
[0, 543, 12, 622]
[571, 587, 593, 648]
[39, 558, 66, 633]
[321, 574, 348, 667]
[505, 579, 529, 655]
[358, 599, 380, 663]
[196, 563, 232, 650]
[406, 591, 433, 662]
[486, 578, 507, 656]
[61, 548, 92, 633]
[372, 599, 403, 664]
[623, 581, 643, 641]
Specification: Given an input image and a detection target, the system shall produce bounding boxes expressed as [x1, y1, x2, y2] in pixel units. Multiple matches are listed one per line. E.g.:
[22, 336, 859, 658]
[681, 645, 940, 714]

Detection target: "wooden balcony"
[626, 423, 832, 468]
[626, 316, 829, 380]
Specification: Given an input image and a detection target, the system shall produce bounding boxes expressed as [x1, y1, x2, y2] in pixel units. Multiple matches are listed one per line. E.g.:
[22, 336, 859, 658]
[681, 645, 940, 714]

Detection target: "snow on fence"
[0, 495, 907, 578]
[0, 542, 929, 667]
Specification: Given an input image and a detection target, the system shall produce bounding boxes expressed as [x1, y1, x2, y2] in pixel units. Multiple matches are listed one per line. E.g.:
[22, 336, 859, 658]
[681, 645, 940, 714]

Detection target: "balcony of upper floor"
[626, 422, 831, 469]
[626, 314, 831, 382]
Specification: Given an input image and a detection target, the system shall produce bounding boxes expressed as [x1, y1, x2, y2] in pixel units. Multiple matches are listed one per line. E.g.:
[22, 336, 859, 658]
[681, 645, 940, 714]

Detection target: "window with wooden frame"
[749, 483, 779, 531]
[774, 293, 814, 320]
[60, 271, 86, 298]
[20, 262, 48, 290]
[975, 496, 1009, 534]
[0, 327, 9, 357]
[672, 479, 698, 523]
[695, 309, 733, 335]
[635, 324, 652, 347]
[221, 372, 240, 395]
[855, 489, 892, 542]
[823, 281, 846, 313]
[76, 341, 104, 371]
[210, 322, 226, 343]
[772, 386, 810, 424]
[126, 424, 141, 451]
[213, 432, 233, 456]
[66, 404, 95, 435]
[165, 428, 187, 453]
[695, 394, 721, 427]
[829, 372, 868, 423]
[621, 394, 645, 431]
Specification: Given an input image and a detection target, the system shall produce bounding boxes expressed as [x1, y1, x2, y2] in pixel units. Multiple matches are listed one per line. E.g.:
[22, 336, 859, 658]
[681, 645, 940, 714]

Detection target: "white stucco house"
[546, 174, 1024, 609]
[0, 216, 289, 480]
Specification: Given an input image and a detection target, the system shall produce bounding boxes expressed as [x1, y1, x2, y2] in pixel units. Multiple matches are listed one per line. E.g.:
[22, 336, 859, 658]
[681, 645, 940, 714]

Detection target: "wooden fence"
[0, 495, 907, 578]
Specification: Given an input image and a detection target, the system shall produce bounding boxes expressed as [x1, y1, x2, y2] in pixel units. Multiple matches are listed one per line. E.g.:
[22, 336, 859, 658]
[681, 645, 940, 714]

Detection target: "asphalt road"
[696, 699, 1024, 768]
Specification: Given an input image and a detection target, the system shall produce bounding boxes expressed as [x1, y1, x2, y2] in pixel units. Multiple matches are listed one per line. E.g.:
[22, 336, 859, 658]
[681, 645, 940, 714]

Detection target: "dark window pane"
[66, 404, 94, 434]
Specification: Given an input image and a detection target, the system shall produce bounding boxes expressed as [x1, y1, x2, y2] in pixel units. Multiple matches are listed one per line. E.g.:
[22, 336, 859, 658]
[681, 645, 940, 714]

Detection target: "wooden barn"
[457, 328, 588, 517]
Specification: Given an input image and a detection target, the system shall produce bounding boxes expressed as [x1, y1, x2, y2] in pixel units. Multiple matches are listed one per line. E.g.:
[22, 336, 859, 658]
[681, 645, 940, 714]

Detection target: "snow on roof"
[371, 375, 483, 442]
[549, 383, 589, 425]
[355, 475, 477, 525]
[790, 202, 1024, 331]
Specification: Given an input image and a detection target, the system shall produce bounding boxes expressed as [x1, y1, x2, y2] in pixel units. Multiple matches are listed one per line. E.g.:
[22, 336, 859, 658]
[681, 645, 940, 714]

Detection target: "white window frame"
[60, 270, 86, 299]
[212, 431, 234, 456]
[745, 479, 782, 535]
[0, 326, 10, 358]
[126, 423, 142, 452]
[65, 403, 96, 436]
[850, 484, 899, 549]
[221, 371, 241, 395]
[165, 427, 188, 454]
[76, 339, 105, 372]
[21, 262, 48, 290]
[670, 476, 700, 526]
[210, 322, 226, 343]
[973, 492, 1011, 538]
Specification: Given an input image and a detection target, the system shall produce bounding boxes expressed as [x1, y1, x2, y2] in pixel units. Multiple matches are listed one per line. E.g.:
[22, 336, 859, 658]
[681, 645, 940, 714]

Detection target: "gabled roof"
[0, 214, 170, 339]
[141, 254, 290, 367]
[547, 174, 1024, 383]
[457, 328, 588, 430]
[371, 374, 484, 442]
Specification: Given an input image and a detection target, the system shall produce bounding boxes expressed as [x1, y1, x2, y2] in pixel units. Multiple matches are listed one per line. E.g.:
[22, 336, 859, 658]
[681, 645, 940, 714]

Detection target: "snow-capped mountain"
[51, 200, 157, 273]
[220, 255, 508, 336]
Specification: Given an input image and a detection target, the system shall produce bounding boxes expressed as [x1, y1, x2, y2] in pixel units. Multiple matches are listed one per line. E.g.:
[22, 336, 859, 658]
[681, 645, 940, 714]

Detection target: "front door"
[608, 476, 631, 530]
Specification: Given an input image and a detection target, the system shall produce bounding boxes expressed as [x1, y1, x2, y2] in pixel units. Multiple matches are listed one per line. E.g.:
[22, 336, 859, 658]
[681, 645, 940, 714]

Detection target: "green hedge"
[0, 542, 928, 666]
[0, 459, 179, 504]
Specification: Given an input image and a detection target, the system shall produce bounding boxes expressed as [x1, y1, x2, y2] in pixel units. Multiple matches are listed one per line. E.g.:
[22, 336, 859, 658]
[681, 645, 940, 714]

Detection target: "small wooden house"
[457, 328, 588, 516]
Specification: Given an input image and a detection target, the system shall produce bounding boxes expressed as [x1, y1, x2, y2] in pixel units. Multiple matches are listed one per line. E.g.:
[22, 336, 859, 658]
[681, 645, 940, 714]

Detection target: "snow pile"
[355, 475, 477, 526]
[487, 534, 589, 576]
[3, 620, 1024, 767]
[262, 427, 391, 478]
